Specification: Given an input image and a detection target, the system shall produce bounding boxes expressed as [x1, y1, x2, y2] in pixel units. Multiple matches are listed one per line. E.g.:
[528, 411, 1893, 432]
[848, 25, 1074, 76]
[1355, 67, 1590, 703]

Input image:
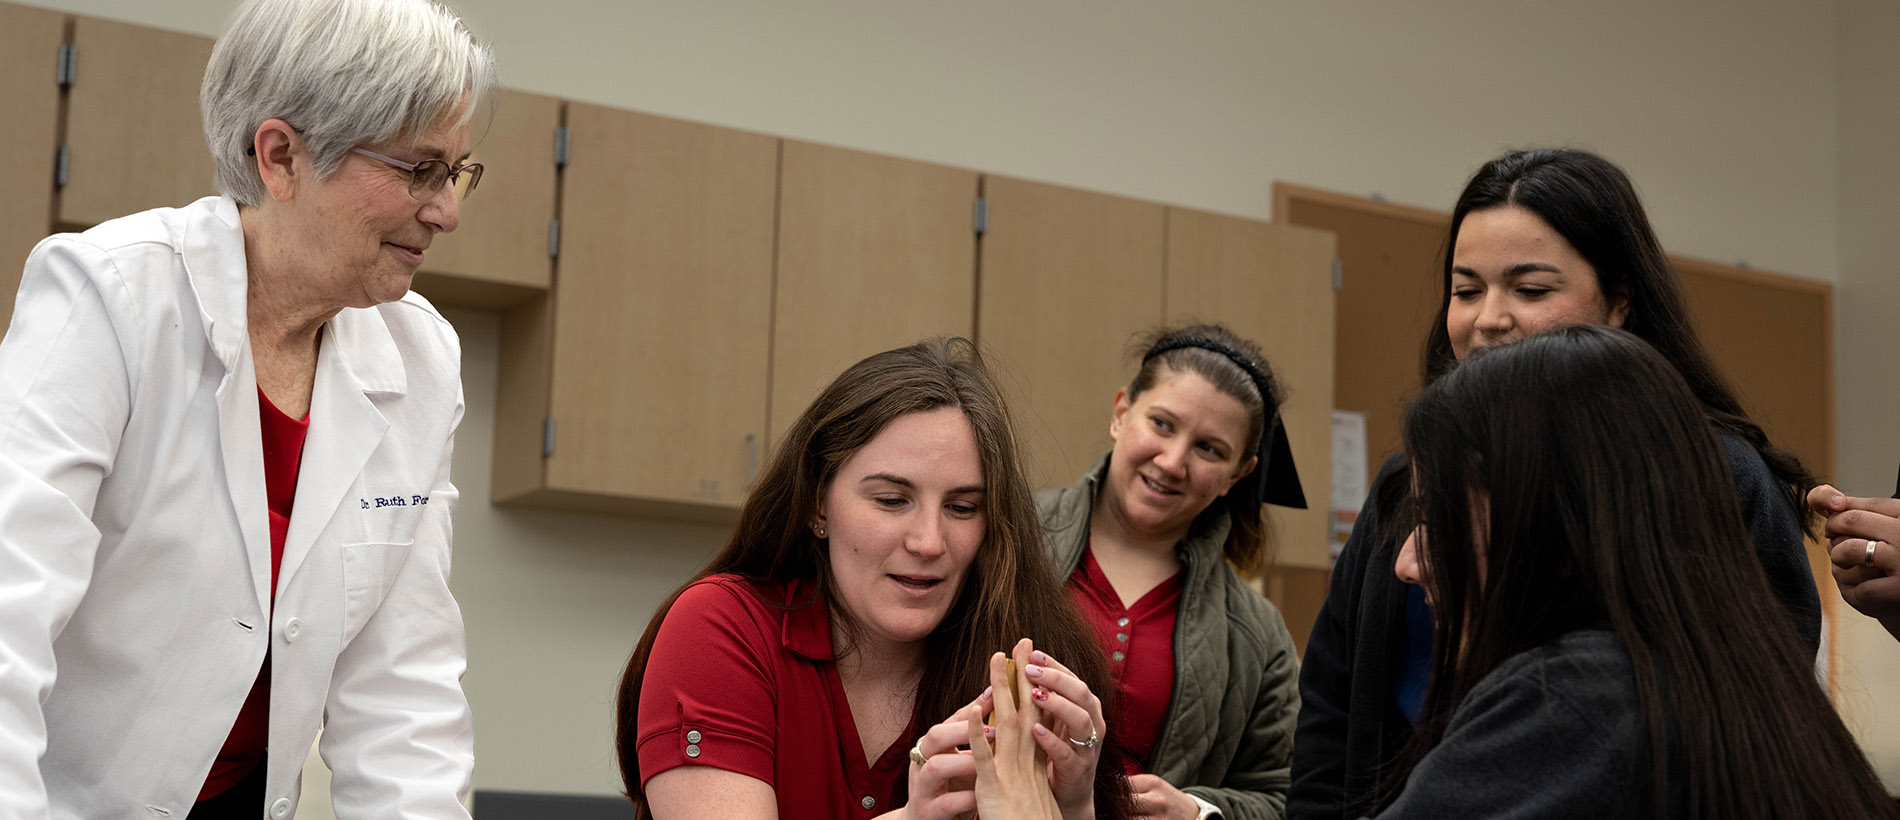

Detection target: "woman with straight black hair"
[1371, 325, 1892, 819]
[1289, 148, 1823, 820]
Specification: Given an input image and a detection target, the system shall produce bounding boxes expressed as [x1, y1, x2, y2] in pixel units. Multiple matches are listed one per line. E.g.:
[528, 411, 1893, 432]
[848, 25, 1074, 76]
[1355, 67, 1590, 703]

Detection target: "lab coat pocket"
[339, 538, 414, 644]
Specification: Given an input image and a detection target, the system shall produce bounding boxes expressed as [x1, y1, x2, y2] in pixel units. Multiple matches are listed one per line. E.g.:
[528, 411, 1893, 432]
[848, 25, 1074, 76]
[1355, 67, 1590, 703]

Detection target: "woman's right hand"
[905, 701, 981, 820]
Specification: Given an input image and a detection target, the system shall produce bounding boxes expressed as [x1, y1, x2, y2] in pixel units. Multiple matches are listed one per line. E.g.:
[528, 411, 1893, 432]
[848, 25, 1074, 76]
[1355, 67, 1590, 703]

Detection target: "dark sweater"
[1366, 631, 1676, 819]
[1289, 435, 1820, 820]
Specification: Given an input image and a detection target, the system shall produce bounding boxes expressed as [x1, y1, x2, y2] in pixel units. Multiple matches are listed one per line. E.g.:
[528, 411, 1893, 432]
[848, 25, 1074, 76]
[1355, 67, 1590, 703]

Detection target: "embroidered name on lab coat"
[360, 495, 429, 509]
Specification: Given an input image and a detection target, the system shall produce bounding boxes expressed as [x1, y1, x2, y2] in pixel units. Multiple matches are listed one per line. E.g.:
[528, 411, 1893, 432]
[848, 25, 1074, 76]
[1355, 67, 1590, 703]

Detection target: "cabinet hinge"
[55, 145, 70, 189]
[547, 219, 561, 258]
[542, 417, 555, 458]
[1332, 257, 1343, 292]
[973, 197, 987, 236]
[554, 126, 570, 167]
[56, 44, 75, 88]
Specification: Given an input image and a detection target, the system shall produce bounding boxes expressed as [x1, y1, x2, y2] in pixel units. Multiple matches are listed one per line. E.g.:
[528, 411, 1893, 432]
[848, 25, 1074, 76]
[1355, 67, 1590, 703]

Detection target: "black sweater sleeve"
[1288, 464, 1392, 820]
[1719, 434, 1822, 653]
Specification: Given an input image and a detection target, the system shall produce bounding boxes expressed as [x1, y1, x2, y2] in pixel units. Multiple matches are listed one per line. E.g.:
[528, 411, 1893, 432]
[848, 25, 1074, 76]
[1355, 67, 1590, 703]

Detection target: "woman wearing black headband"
[1035, 323, 1305, 819]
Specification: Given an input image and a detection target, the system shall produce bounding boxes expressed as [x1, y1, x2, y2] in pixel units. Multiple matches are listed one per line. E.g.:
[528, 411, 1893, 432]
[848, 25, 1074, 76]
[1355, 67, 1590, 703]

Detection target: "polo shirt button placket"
[686, 729, 703, 759]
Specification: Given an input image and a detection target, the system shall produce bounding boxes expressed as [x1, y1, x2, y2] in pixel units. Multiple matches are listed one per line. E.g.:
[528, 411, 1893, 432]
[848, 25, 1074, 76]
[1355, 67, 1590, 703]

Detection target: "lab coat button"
[283, 618, 302, 643]
[270, 798, 292, 818]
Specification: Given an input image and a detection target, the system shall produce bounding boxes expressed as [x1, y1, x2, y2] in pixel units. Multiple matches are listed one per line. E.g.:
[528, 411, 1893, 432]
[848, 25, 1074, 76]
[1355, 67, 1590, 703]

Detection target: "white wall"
[17, 0, 1900, 812]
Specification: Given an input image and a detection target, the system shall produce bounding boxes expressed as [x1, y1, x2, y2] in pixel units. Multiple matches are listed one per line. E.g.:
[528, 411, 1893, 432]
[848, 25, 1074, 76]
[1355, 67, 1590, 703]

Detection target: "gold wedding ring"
[909, 744, 928, 766]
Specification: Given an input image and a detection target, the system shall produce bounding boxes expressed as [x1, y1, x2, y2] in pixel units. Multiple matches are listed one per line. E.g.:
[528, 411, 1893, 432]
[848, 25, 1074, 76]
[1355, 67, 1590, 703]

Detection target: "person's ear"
[253, 118, 302, 204]
[1606, 292, 1631, 328]
[1107, 387, 1133, 442]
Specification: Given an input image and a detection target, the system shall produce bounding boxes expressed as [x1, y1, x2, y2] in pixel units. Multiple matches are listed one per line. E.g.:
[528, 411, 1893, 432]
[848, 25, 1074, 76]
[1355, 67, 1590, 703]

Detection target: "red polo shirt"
[1066, 543, 1180, 776]
[638, 574, 916, 818]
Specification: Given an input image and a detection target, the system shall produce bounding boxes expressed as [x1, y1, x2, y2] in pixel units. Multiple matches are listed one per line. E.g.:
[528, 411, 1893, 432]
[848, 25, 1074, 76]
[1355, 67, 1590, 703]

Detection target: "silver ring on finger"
[1868, 539, 1882, 567]
[1067, 726, 1099, 750]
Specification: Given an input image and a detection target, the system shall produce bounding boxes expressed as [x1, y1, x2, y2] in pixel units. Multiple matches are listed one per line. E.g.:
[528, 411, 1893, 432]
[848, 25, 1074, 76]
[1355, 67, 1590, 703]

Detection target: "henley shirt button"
[1116, 617, 1130, 627]
[686, 744, 701, 758]
[283, 618, 303, 643]
[270, 798, 292, 819]
[861, 795, 876, 810]
[1115, 632, 1128, 643]
[1112, 651, 1126, 662]
[686, 730, 702, 743]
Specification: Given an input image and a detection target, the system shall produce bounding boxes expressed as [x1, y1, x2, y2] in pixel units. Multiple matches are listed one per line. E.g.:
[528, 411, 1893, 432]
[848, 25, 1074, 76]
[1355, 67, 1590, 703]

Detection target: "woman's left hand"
[982, 638, 1104, 820]
[1127, 773, 1200, 819]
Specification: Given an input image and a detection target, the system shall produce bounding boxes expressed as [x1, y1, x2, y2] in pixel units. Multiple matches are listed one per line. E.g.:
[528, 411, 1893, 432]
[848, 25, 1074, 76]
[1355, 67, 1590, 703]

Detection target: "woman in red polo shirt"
[617, 338, 1133, 820]
[1035, 324, 1304, 819]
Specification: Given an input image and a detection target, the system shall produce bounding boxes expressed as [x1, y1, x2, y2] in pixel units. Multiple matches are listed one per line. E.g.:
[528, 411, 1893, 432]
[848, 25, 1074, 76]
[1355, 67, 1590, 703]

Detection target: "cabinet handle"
[746, 434, 760, 487]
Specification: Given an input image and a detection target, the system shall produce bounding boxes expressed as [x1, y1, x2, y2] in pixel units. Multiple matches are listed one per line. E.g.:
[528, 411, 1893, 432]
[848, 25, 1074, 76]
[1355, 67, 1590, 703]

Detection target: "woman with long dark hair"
[1373, 325, 1891, 819]
[616, 338, 1130, 820]
[1037, 323, 1305, 819]
[1289, 149, 1823, 819]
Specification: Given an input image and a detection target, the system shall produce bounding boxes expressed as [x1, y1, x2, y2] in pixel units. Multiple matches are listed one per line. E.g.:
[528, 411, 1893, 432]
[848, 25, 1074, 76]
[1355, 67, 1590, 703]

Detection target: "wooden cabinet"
[0, 2, 65, 330]
[1164, 207, 1336, 568]
[769, 140, 979, 448]
[412, 89, 562, 308]
[493, 105, 778, 518]
[59, 16, 215, 229]
[977, 176, 1168, 490]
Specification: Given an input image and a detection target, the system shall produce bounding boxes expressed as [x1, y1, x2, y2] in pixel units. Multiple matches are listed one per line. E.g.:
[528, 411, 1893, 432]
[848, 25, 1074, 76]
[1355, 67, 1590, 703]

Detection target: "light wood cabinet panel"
[0, 2, 65, 330]
[1164, 207, 1337, 569]
[770, 140, 978, 449]
[1275, 183, 1447, 467]
[412, 89, 561, 308]
[59, 16, 214, 228]
[493, 104, 778, 517]
[977, 176, 1166, 490]
[1675, 257, 1836, 649]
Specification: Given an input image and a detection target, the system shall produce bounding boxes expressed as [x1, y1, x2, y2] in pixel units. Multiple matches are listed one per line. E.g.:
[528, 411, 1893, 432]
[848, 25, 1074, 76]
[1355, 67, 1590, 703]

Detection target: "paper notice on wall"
[1331, 410, 1368, 562]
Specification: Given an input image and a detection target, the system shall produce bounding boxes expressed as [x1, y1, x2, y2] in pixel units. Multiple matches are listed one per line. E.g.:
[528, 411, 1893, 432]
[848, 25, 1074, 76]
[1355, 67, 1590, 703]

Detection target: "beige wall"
[1831, 0, 1900, 784]
[16, 0, 1900, 812]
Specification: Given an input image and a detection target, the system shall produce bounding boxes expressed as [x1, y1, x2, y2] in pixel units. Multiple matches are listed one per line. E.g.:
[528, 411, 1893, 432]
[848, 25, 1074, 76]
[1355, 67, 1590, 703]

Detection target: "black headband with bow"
[1141, 337, 1308, 510]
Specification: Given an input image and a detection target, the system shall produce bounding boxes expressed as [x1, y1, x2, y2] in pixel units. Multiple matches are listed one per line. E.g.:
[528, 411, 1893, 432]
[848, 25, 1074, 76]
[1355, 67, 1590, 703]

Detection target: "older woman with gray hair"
[0, 0, 492, 817]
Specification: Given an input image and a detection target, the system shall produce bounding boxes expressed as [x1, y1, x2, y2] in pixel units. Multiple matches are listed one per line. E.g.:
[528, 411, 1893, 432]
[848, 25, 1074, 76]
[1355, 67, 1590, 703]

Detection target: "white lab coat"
[0, 196, 474, 819]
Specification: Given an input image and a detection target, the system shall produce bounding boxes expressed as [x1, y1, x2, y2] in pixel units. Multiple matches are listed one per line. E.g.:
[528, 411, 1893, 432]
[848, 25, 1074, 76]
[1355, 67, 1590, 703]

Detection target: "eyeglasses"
[350, 147, 484, 201]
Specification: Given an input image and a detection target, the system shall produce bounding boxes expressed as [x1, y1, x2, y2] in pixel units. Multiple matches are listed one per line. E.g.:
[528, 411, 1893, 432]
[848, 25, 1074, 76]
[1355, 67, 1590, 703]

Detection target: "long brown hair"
[1124, 324, 1285, 575]
[1395, 326, 1892, 819]
[615, 337, 1130, 818]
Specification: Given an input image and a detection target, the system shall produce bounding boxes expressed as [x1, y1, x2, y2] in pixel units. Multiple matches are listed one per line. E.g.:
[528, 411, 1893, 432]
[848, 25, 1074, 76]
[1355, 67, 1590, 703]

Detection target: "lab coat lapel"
[279, 310, 399, 592]
[182, 196, 275, 620]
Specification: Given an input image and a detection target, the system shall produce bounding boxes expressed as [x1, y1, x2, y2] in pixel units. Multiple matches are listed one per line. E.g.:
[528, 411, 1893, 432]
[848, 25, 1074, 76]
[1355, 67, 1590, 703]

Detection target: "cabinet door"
[1164, 208, 1336, 569]
[0, 2, 65, 330]
[770, 140, 978, 448]
[412, 89, 561, 307]
[545, 104, 777, 509]
[977, 176, 1166, 490]
[59, 16, 215, 227]
[1274, 183, 1448, 468]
